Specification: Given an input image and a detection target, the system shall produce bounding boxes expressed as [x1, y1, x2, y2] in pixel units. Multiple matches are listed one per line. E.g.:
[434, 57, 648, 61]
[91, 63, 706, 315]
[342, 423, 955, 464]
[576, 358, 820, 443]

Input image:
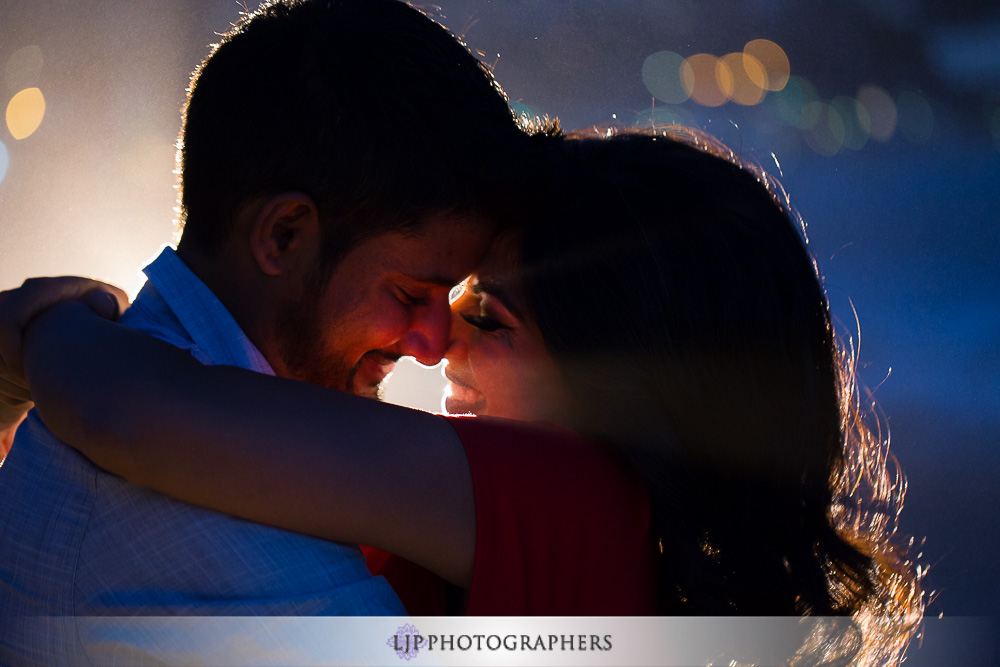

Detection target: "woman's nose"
[444, 305, 472, 362]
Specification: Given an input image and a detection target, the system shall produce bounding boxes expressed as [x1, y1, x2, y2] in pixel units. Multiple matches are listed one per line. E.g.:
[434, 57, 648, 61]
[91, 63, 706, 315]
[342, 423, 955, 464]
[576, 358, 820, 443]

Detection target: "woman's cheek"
[466, 341, 503, 412]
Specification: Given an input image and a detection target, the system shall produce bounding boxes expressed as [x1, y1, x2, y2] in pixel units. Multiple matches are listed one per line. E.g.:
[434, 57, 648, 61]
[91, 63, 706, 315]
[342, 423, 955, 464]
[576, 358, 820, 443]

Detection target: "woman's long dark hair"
[518, 128, 921, 662]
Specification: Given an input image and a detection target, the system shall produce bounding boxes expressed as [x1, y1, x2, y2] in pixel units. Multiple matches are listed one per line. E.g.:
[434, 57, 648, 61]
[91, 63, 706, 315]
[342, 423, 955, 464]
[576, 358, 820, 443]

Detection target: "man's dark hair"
[177, 0, 530, 270]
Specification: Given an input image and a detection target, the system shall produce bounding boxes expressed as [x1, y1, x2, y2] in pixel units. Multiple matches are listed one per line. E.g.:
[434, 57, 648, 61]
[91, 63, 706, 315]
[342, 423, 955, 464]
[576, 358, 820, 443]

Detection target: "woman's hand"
[0, 277, 129, 454]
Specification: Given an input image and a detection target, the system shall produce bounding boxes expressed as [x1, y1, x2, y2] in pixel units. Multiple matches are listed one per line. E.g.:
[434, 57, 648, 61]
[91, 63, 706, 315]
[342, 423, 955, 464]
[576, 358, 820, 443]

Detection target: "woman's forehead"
[475, 228, 522, 281]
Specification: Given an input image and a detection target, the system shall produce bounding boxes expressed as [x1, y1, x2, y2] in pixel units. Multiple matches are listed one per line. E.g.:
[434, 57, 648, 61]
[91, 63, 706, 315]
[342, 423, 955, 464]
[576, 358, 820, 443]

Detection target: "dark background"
[1, 0, 997, 659]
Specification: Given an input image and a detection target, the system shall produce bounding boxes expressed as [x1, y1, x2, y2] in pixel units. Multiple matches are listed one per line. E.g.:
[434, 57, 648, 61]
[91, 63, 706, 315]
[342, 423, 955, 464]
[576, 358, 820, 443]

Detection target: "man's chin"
[352, 381, 386, 401]
[348, 353, 397, 399]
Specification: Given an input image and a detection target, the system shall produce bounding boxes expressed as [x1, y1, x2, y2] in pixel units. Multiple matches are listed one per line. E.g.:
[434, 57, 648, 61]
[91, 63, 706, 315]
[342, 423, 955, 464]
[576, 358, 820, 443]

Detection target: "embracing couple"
[0, 0, 920, 664]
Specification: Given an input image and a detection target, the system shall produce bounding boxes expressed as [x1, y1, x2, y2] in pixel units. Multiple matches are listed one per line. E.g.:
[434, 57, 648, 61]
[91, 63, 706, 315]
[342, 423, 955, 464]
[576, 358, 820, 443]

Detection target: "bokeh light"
[6, 87, 46, 140]
[896, 90, 934, 144]
[798, 98, 824, 131]
[801, 101, 845, 156]
[766, 75, 819, 127]
[509, 101, 537, 123]
[830, 95, 870, 151]
[857, 84, 897, 142]
[3, 45, 43, 93]
[743, 39, 790, 92]
[681, 53, 732, 107]
[0, 139, 8, 185]
[721, 52, 766, 106]
[641, 50, 690, 104]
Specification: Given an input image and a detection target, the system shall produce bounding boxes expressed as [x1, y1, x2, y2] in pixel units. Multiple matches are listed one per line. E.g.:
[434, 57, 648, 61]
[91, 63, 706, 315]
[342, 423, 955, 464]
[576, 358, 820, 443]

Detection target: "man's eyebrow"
[399, 273, 465, 288]
[472, 279, 524, 320]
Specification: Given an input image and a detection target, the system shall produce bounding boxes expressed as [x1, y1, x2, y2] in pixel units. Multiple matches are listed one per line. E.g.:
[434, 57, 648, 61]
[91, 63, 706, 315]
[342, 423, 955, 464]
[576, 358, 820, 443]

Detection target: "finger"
[0, 376, 32, 423]
[0, 374, 31, 398]
[0, 399, 32, 440]
[106, 284, 131, 318]
[0, 277, 125, 378]
[80, 287, 130, 320]
[2, 277, 127, 326]
[0, 378, 29, 393]
[80, 282, 130, 320]
[80, 291, 118, 319]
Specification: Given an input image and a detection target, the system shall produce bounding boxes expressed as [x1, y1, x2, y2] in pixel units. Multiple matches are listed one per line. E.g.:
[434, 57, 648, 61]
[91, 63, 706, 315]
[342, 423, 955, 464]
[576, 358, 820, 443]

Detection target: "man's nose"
[399, 298, 452, 366]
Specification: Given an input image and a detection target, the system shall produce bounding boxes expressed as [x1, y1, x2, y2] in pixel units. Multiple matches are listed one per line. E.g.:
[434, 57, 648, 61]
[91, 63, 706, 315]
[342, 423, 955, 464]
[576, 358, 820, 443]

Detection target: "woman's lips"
[444, 368, 486, 415]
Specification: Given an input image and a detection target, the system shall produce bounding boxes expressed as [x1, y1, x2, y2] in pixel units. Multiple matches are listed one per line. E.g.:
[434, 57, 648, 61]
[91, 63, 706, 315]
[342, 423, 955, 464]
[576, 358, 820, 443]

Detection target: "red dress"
[364, 415, 657, 615]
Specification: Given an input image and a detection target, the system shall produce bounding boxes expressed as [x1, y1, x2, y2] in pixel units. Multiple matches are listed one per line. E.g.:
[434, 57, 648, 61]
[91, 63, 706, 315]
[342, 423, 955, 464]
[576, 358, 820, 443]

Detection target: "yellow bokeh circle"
[6, 87, 46, 140]
[743, 39, 789, 92]
[721, 52, 766, 106]
[681, 54, 732, 107]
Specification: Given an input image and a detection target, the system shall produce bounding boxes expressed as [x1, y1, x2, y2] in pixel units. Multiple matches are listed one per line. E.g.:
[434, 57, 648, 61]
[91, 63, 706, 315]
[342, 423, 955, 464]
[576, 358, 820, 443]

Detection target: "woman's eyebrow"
[472, 279, 523, 320]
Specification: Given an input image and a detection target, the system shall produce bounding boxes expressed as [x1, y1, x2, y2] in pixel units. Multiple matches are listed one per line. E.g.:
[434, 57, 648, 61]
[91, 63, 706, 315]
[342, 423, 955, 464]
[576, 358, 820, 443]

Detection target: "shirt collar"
[142, 246, 276, 375]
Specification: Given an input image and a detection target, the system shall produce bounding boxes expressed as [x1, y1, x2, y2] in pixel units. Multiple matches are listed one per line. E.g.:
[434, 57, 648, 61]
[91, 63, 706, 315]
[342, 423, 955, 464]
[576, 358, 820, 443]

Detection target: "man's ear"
[249, 192, 320, 276]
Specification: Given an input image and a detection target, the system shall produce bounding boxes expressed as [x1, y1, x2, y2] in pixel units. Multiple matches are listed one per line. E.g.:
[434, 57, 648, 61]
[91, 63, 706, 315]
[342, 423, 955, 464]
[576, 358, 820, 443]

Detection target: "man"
[0, 0, 531, 662]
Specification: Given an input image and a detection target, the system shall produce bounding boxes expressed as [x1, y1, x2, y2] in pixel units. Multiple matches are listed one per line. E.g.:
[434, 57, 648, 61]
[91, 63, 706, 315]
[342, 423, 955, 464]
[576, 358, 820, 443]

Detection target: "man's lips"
[444, 367, 486, 415]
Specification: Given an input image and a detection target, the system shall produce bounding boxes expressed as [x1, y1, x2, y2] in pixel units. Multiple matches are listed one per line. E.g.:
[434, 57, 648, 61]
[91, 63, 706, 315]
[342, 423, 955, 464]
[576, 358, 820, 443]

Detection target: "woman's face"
[443, 234, 571, 423]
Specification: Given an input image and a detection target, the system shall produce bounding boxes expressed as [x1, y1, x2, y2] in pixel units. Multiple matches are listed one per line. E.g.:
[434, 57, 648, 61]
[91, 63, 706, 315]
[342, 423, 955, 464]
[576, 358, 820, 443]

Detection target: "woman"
[1, 129, 920, 659]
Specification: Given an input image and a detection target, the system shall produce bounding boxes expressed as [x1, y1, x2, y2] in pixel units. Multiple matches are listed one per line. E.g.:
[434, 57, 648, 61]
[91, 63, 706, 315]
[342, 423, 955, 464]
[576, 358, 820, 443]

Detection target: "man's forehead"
[401, 211, 496, 240]
[380, 213, 498, 285]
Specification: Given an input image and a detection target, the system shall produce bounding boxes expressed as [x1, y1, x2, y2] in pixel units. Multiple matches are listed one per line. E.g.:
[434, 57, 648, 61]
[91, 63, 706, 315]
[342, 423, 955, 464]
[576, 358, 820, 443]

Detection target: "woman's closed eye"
[461, 313, 509, 333]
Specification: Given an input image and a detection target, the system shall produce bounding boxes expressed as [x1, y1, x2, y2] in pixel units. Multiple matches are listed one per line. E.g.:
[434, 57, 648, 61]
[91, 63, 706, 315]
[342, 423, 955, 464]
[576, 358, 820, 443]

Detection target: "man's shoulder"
[119, 281, 205, 361]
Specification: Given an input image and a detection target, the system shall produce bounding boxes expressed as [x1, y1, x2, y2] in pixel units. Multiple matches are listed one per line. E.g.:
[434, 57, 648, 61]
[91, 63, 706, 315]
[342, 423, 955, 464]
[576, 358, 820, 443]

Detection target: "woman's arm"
[23, 302, 475, 587]
[0, 277, 128, 456]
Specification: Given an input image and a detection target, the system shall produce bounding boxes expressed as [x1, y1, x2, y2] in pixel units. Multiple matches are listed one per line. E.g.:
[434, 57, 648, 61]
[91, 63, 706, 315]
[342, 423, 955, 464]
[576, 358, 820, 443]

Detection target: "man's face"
[275, 214, 496, 398]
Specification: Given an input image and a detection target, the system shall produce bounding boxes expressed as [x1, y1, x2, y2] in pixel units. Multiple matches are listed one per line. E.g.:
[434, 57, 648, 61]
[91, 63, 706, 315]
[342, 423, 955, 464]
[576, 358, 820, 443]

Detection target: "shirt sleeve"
[444, 415, 657, 616]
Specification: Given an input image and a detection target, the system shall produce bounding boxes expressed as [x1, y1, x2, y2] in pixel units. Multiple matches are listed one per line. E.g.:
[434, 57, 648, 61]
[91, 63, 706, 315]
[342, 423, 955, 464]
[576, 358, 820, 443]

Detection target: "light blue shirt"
[0, 247, 404, 665]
